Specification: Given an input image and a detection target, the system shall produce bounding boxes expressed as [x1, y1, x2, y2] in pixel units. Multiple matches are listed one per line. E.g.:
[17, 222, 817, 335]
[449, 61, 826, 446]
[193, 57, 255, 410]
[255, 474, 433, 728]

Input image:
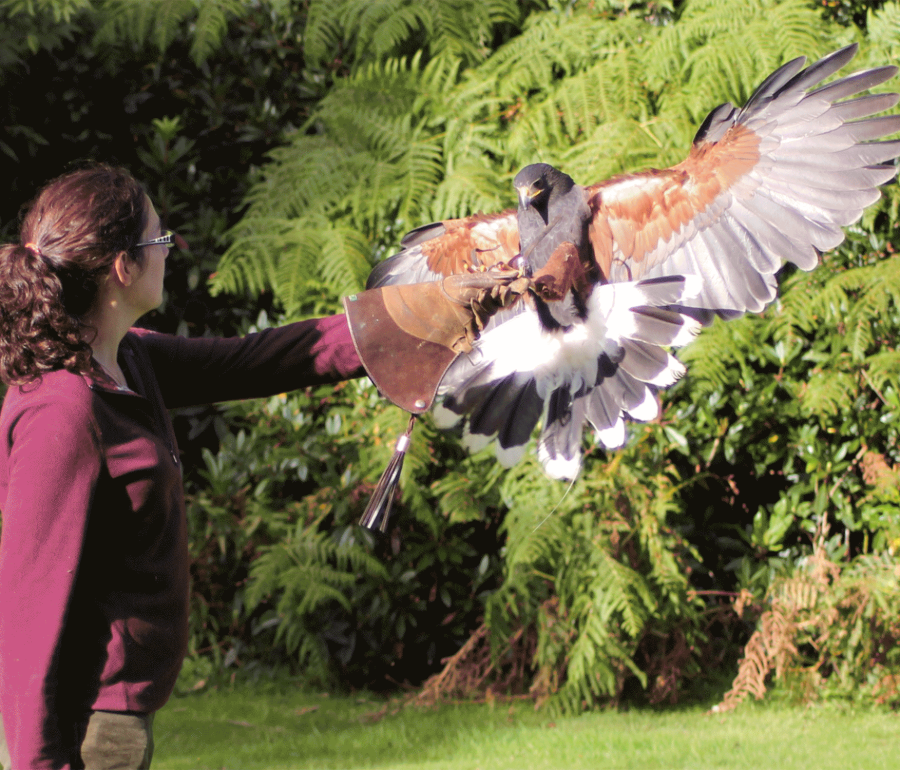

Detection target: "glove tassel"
[360, 414, 417, 532]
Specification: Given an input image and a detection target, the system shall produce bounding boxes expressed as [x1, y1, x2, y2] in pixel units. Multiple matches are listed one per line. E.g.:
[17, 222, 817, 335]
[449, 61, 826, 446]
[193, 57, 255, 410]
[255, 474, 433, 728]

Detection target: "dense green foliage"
[2, 0, 899, 711]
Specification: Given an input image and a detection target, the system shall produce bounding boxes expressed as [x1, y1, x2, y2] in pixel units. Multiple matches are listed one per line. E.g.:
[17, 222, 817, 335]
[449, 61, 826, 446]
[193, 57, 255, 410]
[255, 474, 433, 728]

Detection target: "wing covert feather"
[367, 211, 520, 289]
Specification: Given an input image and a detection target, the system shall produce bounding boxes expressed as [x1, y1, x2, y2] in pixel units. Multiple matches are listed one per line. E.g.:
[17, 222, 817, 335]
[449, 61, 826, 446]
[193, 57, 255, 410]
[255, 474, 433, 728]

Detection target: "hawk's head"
[514, 163, 576, 213]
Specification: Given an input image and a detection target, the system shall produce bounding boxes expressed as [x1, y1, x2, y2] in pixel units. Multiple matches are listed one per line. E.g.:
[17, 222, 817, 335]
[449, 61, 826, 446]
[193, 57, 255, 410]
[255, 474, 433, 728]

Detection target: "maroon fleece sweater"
[0, 316, 363, 769]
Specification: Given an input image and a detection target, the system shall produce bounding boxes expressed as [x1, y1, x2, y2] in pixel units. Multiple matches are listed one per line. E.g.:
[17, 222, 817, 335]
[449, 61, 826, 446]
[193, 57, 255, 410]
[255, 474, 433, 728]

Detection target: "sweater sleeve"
[0, 399, 102, 770]
[134, 314, 365, 408]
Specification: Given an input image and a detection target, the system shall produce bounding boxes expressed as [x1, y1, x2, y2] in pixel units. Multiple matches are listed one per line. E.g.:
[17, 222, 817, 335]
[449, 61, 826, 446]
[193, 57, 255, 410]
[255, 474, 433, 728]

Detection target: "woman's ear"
[111, 252, 136, 287]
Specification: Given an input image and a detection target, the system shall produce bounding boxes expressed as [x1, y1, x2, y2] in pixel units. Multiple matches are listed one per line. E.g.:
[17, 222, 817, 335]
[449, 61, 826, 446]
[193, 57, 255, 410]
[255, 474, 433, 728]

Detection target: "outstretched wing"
[366, 211, 520, 288]
[587, 44, 900, 314]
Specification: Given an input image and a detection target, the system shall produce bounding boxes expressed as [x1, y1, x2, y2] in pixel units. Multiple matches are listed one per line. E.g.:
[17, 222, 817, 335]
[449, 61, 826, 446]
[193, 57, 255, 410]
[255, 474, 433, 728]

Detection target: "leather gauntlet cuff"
[344, 289, 458, 413]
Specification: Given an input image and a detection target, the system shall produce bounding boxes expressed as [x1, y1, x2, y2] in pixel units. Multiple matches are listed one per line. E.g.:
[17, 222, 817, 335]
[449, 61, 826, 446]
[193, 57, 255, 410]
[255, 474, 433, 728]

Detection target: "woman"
[0, 165, 523, 769]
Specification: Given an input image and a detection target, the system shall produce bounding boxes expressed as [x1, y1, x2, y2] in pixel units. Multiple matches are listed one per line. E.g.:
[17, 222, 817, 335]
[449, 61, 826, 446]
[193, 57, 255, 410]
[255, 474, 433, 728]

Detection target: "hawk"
[365, 44, 900, 480]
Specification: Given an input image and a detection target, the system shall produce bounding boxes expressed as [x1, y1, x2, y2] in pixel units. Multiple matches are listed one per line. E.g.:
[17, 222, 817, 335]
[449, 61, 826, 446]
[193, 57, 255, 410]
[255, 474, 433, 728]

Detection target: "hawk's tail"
[434, 275, 701, 479]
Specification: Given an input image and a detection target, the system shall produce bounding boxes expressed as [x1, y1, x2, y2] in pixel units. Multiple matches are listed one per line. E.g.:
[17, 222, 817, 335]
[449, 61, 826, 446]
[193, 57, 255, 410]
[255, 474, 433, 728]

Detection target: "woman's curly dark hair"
[0, 165, 149, 386]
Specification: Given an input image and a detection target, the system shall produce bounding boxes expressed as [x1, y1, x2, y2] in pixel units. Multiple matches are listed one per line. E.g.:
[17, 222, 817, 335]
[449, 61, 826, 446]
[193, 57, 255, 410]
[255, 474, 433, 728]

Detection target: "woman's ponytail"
[0, 243, 91, 385]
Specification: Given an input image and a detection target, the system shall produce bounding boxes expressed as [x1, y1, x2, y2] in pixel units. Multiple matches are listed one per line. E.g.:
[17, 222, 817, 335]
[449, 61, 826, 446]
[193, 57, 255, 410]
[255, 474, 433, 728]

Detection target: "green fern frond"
[561, 623, 645, 707]
[242, 140, 359, 220]
[212, 213, 371, 309]
[678, 315, 762, 395]
[95, 0, 185, 52]
[591, 550, 656, 638]
[429, 160, 511, 221]
[396, 136, 446, 220]
[427, 0, 521, 63]
[865, 350, 900, 394]
[211, 222, 282, 297]
[489, 443, 684, 711]
[865, 1, 900, 63]
[305, 0, 522, 68]
[191, 0, 244, 64]
[531, 519, 658, 710]
[519, 46, 652, 153]
[431, 452, 506, 525]
[497, 459, 574, 567]
[95, 0, 242, 63]
[634, 479, 691, 599]
[471, 10, 589, 102]
[781, 257, 900, 364]
[845, 260, 900, 361]
[217, 57, 453, 305]
[648, 0, 825, 120]
[368, 2, 434, 59]
[502, 507, 568, 576]
[304, 0, 348, 65]
[272, 217, 370, 309]
[562, 115, 668, 181]
[246, 523, 385, 616]
[800, 370, 858, 419]
[2, 0, 91, 23]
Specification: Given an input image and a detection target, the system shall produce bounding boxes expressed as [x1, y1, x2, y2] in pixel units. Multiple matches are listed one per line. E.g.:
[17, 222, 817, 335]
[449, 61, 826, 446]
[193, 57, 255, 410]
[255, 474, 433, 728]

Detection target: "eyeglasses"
[135, 230, 175, 249]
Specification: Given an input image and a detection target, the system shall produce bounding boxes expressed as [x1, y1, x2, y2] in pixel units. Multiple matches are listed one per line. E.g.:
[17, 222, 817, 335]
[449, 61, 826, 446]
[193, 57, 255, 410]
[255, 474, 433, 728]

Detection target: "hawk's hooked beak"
[519, 184, 543, 210]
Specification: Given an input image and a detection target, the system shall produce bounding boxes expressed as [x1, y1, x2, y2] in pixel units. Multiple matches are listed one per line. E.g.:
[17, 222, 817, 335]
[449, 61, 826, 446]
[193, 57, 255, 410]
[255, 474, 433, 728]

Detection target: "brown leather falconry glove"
[344, 268, 530, 413]
[380, 270, 530, 354]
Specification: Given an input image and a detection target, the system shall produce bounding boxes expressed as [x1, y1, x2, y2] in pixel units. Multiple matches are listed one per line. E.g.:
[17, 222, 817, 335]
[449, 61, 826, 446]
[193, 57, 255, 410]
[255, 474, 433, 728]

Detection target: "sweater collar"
[84, 340, 140, 395]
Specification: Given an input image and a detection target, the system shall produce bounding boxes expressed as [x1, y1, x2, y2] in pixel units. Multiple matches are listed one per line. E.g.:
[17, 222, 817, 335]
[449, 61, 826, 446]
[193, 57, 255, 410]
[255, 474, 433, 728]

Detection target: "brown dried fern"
[715, 598, 797, 710]
[715, 544, 839, 712]
[412, 620, 540, 707]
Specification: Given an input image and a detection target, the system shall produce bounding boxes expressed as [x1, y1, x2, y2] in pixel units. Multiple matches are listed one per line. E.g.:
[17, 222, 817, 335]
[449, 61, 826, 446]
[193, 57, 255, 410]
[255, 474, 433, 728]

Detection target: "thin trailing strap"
[359, 412, 417, 532]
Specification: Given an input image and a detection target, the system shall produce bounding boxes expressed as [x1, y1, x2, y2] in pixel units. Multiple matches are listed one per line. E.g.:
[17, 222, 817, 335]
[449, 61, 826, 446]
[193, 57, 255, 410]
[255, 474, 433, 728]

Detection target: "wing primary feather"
[761, 177, 879, 222]
[775, 44, 859, 94]
[739, 189, 843, 252]
[775, 140, 900, 168]
[741, 55, 809, 114]
[763, 163, 896, 192]
[834, 115, 900, 143]
[829, 93, 900, 121]
[807, 65, 899, 103]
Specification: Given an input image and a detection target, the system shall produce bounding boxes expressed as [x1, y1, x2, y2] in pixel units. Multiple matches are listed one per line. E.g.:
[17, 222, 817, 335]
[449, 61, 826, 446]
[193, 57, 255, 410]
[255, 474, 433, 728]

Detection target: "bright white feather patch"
[596, 418, 626, 449]
[537, 446, 582, 481]
[434, 275, 702, 477]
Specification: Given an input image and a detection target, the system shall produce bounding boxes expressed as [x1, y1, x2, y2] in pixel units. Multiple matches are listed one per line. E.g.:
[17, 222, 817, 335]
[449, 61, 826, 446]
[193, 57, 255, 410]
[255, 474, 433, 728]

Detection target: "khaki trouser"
[0, 710, 154, 769]
[81, 711, 154, 769]
[0, 713, 9, 770]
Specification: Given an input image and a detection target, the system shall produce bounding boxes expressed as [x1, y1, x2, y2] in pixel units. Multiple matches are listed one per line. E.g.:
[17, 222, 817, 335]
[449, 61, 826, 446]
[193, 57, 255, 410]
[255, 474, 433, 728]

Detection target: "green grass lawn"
[151, 683, 898, 770]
